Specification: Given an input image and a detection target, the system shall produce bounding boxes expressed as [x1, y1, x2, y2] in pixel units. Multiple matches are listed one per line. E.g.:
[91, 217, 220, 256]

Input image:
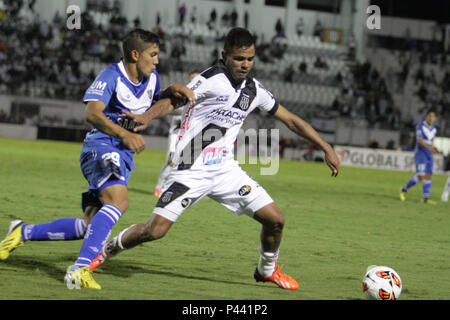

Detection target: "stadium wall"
[0, 94, 401, 149]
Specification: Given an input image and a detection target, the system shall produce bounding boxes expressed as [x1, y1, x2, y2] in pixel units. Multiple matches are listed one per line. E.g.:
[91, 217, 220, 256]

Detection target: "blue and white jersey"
[415, 121, 437, 160]
[83, 59, 160, 139]
[81, 60, 160, 173]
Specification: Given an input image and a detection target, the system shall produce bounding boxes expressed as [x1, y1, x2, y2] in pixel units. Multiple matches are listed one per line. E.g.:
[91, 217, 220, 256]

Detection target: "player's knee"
[270, 213, 285, 232]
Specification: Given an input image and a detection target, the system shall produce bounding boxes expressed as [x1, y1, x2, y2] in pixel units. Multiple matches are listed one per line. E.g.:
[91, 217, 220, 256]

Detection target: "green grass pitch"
[0, 138, 448, 300]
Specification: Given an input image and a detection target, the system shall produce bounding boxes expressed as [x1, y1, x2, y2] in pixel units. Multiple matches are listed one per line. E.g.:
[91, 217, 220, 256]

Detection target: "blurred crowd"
[0, 0, 448, 150]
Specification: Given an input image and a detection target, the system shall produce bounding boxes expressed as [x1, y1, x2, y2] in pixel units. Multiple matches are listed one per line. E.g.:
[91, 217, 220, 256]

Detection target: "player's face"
[136, 43, 159, 78]
[223, 45, 255, 82]
[425, 112, 436, 126]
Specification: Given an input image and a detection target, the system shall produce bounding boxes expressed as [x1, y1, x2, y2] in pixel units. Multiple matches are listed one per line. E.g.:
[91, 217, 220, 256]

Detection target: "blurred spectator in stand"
[170, 35, 185, 71]
[386, 139, 395, 150]
[178, 3, 187, 26]
[207, 9, 217, 30]
[190, 6, 198, 24]
[221, 11, 230, 27]
[275, 18, 285, 38]
[230, 9, 238, 27]
[210, 48, 219, 66]
[314, 56, 328, 69]
[133, 16, 141, 29]
[156, 11, 161, 27]
[313, 20, 323, 37]
[368, 138, 379, 149]
[283, 64, 295, 83]
[298, 60, 307, 74]
[296, 17, 304, 37]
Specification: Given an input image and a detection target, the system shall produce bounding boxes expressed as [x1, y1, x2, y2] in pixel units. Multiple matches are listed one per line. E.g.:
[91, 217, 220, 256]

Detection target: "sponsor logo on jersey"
[117, 117, 139, 130]
[216, 95, 229, 102]
[202, 146, 225, 165]
[86, 80, 107, 96]
[238, 185, 252, 196]
[206, 108, 246, 125]
[189, 80, 202, 91]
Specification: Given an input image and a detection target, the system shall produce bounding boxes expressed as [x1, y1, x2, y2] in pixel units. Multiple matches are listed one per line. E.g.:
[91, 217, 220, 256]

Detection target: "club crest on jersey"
[238, 185, 252, 196]
[161, 191, 173, 203]
[147, 89, 153, 100]
[238, 94, 250, 111]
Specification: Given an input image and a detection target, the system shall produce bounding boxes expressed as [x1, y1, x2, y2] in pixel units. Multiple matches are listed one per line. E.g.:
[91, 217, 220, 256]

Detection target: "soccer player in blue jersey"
[0, 29, 194, 289]
[400, 110, 438, 204]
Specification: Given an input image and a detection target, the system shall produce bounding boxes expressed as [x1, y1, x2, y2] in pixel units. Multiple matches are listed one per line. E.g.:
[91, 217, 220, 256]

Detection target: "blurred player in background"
[442, 176, 449, 202]
[154, 69, 201, 197]
[90, 28, 340, 291]
[400, 110, 438, 204]
[0, 29, 194, 290]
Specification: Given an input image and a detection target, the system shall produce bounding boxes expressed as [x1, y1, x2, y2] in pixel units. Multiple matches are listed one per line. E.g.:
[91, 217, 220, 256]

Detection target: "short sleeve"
[255, 80, 279, 115]
[187, 75, 211, 102]
[83, 67, 117, 105]
[415, 124, 424, 139]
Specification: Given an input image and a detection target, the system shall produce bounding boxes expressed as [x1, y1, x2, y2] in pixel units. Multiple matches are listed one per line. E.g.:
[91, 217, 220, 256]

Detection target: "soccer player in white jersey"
[441, 176, 449, 202]
[154, 70, 201, 197]
[0, 29, 194, 289]
[90, 28, 340, 291]
[400, 110, 438, 204]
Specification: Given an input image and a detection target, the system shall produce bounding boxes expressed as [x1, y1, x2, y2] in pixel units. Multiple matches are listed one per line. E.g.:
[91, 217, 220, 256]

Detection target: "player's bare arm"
[120, 97, 176, 132]
[122, 84, 194, 132]
[86, 100, 145, 153]
[161, 83, 196, 106]
[417, 137, 437, 154]
[274, 104, 340, 176]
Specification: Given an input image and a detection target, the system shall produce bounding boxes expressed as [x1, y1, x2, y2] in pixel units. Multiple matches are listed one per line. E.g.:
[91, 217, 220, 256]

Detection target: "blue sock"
[74, 204, 123, 268]
[402, 175, 419, 192]
[422, 180, 432, 200]
[21, 218, 86, 241]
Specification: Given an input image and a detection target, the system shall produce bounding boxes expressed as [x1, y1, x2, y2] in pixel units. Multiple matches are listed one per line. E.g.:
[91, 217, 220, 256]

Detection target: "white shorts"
[153, 161, 274, 222]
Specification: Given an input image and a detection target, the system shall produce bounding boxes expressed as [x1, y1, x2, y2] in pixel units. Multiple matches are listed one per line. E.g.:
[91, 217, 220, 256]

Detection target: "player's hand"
[121, 131, 146, 154]
[430, 146, 438, 154]
[169, 84, 195, 106]
[120, 110, 151, 132]
[324, 148, 340, 177]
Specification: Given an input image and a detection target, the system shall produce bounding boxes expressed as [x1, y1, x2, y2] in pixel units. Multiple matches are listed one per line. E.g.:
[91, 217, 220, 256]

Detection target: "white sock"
[444, 177, 450, 193]
[257, 245, 279, 277]
[117, 224, 136, 249]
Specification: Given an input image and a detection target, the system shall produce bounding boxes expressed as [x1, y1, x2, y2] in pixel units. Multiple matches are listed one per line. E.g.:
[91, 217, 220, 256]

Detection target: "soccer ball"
[362, 265, 402, 300]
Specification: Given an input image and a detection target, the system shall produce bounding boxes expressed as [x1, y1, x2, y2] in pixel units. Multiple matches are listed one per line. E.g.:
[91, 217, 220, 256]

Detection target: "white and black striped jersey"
[172, 60, 279, 171]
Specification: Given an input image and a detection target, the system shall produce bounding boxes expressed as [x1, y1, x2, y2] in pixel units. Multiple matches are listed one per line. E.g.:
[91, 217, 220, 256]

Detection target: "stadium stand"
[0, 0, 448, 155]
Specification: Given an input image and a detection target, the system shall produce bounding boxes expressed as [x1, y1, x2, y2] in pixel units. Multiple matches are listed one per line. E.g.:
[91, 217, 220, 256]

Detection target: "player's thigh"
[99, 184, 129, 212]
[209, 166, 274, 218]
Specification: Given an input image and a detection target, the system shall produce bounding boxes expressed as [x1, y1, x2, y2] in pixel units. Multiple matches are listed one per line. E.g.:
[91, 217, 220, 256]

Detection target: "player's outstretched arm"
[86, 101, 145, 153]
[121, 84, 195, 132]
[161, 84, 196, 106]
[274, 104, 339, 177]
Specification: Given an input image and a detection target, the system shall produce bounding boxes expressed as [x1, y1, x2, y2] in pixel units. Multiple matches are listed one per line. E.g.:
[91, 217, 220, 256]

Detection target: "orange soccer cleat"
[90, 252, 105, 272]
[254, 265, 299, 290]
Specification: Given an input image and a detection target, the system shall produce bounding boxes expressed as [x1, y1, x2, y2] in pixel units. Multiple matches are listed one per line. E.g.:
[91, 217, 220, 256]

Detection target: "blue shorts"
[80, 142, 133, 193]
[415, 156, 433, 175]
